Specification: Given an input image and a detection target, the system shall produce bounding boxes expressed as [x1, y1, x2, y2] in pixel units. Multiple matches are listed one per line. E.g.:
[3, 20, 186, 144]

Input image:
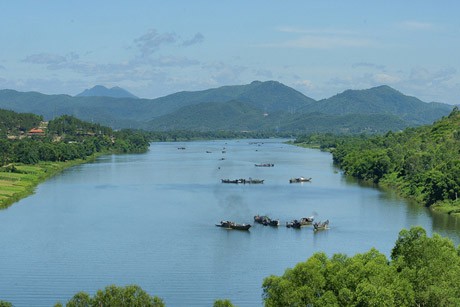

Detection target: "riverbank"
[0, 155, 102, 210]
[292, 140, 460, 218]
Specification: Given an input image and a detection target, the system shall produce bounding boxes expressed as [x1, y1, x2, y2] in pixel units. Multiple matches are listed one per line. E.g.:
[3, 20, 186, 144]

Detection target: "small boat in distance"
[289, 177, 312, 183]
[286, 220, 302, 229]
[286, 216, 314, 228]
[254, 215, 280, 226]
[313, 220, 329, 231]
[221, 178, 264, 184]
[299, 216, 314, 225]
[216, 220, 251, 231]
[255, 163, 274, 167]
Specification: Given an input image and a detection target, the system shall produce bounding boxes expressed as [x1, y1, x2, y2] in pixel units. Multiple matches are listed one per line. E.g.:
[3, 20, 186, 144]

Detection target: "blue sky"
[1, 1, 459, 104]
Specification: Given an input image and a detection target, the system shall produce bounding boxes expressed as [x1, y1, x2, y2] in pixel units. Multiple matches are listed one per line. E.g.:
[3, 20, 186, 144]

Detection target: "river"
[0, 139, 459, 306]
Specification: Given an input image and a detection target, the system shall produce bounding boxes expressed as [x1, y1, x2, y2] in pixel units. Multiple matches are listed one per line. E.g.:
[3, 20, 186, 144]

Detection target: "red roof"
[29, 128, 44, 133]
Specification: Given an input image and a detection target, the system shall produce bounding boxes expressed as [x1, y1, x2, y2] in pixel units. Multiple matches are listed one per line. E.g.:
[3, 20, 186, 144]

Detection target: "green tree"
[63, 285, 164, 307]
[91, 285, 164, 307]
[213, 299, 236, 307]
[66, 291, 91, 307]
[391, 227, 460, 306]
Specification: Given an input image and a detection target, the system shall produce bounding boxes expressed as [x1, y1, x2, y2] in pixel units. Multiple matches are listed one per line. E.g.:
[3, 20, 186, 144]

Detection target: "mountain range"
[0, 81, 455, 134]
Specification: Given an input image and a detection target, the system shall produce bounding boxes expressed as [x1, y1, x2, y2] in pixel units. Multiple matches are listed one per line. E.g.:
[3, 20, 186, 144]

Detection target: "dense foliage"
[57, 285, 164, 307]
[296, 108, 460, 213]
[0, 112, 150, 167]
[262, 226, 460, 307]
[0, 109, 42, 137]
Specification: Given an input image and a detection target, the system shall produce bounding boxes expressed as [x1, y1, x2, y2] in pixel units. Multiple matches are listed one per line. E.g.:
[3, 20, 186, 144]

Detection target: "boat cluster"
[216, 215, 329, 232]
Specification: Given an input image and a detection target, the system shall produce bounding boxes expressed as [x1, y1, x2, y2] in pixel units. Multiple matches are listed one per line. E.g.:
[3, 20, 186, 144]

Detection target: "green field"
[0, 159, 93, 209]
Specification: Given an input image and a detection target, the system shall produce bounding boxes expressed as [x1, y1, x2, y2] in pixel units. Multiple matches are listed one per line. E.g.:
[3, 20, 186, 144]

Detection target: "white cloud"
[253, 68, 273, 79]
[133, 29, 177, 57]
[409, 66, 456, 84]
[373, 73, 400, 84]
[276, 26, 356, 36]
[278, 35, 373, 49]
[399, 21, 435, 31]
[265, 27, 374, 49]
[182, 33, 204, 47]
[23, 53, 68, 65]
[293, 79, 315, 91]
[352, 62, 386, 71]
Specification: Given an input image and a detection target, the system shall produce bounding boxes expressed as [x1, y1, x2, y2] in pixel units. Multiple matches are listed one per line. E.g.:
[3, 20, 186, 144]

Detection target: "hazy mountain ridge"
[0, 81, 455, 133]
[76, 85, 139, 99]
[308, 85, 450, 125]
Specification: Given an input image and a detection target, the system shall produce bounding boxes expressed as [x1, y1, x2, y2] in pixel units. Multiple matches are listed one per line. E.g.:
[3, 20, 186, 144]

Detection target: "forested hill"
[307, 85, 450, 125]
[299, 107, 460, 214]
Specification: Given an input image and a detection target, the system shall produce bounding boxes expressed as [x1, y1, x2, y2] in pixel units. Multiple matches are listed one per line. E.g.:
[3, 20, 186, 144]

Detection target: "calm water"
[0, 139, 459, 306]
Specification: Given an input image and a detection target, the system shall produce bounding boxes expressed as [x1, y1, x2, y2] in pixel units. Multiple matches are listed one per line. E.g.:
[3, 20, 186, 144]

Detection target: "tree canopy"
[262, 226, 460, 307]
[58, 284, 164, 307]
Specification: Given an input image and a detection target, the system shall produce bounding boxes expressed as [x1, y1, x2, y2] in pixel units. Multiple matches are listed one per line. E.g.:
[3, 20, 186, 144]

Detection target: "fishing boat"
[289, 177, 312, 183]
[286, 219, 302, 229]
[299, 216, 314, 225]
[255, 163, 274, 167]
[254, 215, 280, 226]
[215, 220, 251, 231]
[313, 220, 329, 231]
[221, 178, 264, 184]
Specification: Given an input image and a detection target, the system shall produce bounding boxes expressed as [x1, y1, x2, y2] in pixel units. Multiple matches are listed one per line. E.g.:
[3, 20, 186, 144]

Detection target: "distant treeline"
[147, 130, 295, 142]
[295, 107, 460, 213]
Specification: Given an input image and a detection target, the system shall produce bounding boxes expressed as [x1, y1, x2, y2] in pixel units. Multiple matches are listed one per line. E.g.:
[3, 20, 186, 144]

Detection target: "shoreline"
[0, 154, 103, 210]
[292, 142, 460, 218]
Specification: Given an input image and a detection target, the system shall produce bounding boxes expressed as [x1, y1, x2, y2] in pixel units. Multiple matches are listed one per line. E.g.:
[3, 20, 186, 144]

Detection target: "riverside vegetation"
[295, 107, 460, 216]
[0, 110, 149, 209]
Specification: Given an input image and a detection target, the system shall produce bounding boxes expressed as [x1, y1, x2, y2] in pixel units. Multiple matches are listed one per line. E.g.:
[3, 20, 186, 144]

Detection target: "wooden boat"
[299, 216, 314, 225]
[244, 178, 264, 184]
[313, 220, 329, 231]
[221, 178, 264, 184]
[254, 215, 270, 225]
[289, 177, 312, 183]
[286, 216, 314, 228]
[254, 215, 279, 226]
[231, 223, 251, 231]
[255, 163, 274, 167]
[216, 220, 251, 231]
[286, 220, 302, 229]
[221, 179, 239, 184]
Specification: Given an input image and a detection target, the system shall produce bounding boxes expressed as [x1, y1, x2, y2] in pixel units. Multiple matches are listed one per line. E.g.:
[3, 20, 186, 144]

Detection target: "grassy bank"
[0, 156, 100, 210]
[430, 200, 460, 217]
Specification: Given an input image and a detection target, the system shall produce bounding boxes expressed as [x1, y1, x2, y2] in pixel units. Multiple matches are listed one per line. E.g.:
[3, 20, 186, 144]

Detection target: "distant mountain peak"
[76, 85, 138, 99]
